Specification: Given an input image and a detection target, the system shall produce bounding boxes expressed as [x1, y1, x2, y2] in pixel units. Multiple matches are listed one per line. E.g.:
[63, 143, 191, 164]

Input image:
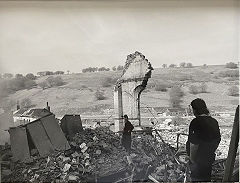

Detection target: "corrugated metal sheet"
[9, 127, 30, 162]
[41, 115, 70, 151]
[27, 120, 54, 157]
[60, 115, 83, 137]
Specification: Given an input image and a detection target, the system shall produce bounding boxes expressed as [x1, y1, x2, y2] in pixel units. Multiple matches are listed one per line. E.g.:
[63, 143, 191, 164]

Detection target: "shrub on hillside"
[155, 83, 168, 92]
[26, 73, 37, 80]
[82, 67, 98, 73]
[189, 85, 199, 94]
[3, 73, 13, 79]
[226, 62, 238, 69]
[178, 74, 192, 81]
[81, 85, 88, 89]
[24, 79, 37, 89]
[38, 81, 51, 90]
[189, 83, 208, 94]
[0, 99, 15, 111]
[117, 65, 124, 71]
[20, 98, 32, 109]
[169, 64, 177, 68]
[186, 63, 193, 68]
[15, 74, 24, 79]
[112, 66, 116, 71]
[0, 77, 37, 94]
[200, 83, 208, 93]
[38, 76, 64, 90]
[102, 77, 117, 87]
[95, 90, 106, 100]
[147, 82, 155, 89]
[46, 76, 64, 87]
[169, 86, 184, 108]
[98, 67, 110, 72]
[162, 64, 167, 68]
[228, 86, 239, 96]
[46, 71, 54, 75]
[219, 70, 239, 78]
[179, 62, 186, 68]
[54, 71, 64, 75]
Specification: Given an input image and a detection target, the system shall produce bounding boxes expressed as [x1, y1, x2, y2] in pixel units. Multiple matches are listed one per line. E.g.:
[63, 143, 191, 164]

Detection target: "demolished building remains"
[9, 114, 70, 162]
[114, 51, 153, 132]
[1, 52, 239, 182]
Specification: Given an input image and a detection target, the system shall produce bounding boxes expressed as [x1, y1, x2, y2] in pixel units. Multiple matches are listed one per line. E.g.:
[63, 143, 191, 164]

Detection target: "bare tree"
[169, 86, 184, 107]
[186, 63, 193, 68]
[162, 64, 167, 68]
[169, 64, 177, 68]
[179, 62, 186, 68]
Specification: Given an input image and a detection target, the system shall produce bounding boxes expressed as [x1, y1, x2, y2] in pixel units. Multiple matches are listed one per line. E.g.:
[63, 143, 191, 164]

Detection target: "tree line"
[0, 71, 65, 79]
[82, 65, 124, 73]
[162, 62, 193, 68]
[0, 74, 37, 98]
[162, 62, 238, 69]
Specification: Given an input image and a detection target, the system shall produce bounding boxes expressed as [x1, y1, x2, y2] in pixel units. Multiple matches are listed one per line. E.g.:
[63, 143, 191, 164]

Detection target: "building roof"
[14, 108, 52, 119]
[23, 108, 52, 118]
[13, 108, 29, 116]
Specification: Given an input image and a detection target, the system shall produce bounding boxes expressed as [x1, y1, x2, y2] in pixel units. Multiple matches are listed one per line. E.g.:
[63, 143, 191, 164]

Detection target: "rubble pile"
[2, 127, 187, 182]
[132, 134, 186, 182]
[216, 128, 232, 159]
[154, 123, 232, 159]
[3, 127, 128, 182]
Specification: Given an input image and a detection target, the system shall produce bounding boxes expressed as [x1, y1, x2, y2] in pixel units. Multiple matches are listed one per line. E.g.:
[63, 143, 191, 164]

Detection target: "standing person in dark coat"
[186, 98, 221, 182]
[122, 115, 134, 153]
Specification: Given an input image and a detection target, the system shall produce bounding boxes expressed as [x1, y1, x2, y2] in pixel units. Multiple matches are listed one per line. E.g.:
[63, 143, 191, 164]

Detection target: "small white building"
[13, 103, 52, 126]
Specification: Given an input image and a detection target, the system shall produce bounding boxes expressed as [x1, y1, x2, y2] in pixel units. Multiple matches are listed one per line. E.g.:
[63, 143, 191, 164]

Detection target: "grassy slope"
[6, 65, 239, 117]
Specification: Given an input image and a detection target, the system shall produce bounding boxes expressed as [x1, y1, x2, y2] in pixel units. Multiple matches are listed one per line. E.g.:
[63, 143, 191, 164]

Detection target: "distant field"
[3, 65, 239, 117]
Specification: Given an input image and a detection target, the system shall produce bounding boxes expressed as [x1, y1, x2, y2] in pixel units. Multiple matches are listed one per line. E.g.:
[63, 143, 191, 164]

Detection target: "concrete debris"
[1, 126, 228, 182]
[154, 123, 231, 160]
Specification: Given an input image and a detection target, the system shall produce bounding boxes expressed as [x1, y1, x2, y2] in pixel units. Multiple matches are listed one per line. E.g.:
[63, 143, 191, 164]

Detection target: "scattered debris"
[2, 126, 186, 182]
[2, 125, 233, 182]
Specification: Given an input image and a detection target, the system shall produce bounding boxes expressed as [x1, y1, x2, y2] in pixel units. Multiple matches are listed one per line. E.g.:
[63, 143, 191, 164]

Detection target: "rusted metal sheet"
[27, 120, 54, 157]
[41, 115, 70, 151]
[9, 127, 30, 162]
[60, 115, 83, 137]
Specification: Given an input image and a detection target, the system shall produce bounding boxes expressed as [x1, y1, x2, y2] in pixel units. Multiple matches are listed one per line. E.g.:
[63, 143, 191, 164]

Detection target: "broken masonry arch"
[113, 51, 153, 132]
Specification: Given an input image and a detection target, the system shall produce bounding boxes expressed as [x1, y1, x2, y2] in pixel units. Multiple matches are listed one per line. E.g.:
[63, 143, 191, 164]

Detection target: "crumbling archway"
[114, 51, 153, 132]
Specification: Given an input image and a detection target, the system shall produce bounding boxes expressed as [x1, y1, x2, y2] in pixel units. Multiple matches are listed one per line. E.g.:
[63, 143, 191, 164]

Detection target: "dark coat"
[122, 120, 134, 150]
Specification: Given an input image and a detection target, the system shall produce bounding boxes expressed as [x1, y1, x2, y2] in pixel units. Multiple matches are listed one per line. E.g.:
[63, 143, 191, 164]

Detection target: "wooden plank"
[27, 120, 54, 157]
[223, 105, 239, 182]
[41, 115, 70, 151]
[9, 127, 30, 162]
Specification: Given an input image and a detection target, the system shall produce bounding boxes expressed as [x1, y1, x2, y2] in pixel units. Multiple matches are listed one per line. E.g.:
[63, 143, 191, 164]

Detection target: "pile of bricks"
[2, 127, 187, 182]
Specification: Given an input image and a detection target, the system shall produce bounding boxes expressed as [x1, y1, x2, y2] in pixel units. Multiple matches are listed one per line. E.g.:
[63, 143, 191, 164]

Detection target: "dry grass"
[3, 65, 238, 117]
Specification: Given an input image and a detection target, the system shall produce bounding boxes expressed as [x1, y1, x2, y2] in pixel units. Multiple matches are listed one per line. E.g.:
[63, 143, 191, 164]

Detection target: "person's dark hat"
[123, 114, 128, 119]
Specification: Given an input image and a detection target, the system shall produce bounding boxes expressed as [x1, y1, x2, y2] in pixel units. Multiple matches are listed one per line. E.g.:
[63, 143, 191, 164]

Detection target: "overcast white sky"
[0, 0, 239, 74]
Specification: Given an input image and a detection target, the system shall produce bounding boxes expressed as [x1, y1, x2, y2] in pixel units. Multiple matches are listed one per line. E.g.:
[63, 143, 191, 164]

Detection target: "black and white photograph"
[0, 0, 239, 182]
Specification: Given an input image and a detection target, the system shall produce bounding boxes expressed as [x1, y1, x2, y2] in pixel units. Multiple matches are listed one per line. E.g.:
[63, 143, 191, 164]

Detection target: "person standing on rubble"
[122, 115, 134, 153]
[186, 98, 221, 182]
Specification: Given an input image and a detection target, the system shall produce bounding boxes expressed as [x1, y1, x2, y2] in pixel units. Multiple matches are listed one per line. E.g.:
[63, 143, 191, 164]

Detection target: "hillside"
[2, 65, 239, 117]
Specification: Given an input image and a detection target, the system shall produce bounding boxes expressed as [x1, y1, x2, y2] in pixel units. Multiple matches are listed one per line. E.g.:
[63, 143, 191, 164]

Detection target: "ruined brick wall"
[114, 51, 153, 132]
